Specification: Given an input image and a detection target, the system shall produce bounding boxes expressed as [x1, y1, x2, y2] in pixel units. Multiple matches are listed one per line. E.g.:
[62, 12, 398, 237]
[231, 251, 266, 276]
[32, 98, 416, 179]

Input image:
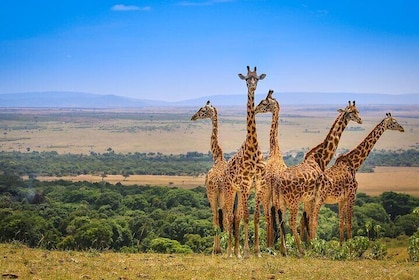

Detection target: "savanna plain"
[0, 104, 418, 279]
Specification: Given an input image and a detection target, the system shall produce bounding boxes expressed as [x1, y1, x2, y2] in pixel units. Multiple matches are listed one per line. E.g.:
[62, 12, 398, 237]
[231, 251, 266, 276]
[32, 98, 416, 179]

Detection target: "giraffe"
[191, 100, 230, 254]
[309, 113, 404, 243]
[254, 89, 287, 248]
[300, 101, 363, 239]
[273, 101, 362, 255]
[224, 66, 266, 258]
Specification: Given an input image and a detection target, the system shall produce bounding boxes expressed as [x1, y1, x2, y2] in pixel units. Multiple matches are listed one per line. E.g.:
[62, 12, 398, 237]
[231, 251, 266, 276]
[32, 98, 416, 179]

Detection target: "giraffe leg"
[224, 189, 235, 258]
[227, 210, 234, 258]
[278, 208, 287, 256]
[289, 206, 304, 255]
[242, 191, 251, 259]
[346, 187, 357, 241]
[253, 195, 261, 257]
[310, 196, 325, 241]
[263, 202, 272, 249]
[207, 181, 222, 254]
[212, 206, 222, 254]
[338, 201, 345, 245]
[233, 194, 242, 258]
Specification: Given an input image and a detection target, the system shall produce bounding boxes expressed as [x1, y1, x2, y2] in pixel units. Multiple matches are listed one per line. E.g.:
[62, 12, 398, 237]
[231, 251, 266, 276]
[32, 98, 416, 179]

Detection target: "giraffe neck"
[210, 108, 224, 164]
[305, 112, 349, 170]
[245, 87, 259, 155]
[269, 103, 286, 166]
[337, 119, 386, 172]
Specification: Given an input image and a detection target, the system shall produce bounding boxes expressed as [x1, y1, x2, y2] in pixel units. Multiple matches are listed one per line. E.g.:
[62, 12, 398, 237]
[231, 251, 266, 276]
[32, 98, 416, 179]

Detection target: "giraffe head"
[191, 100, 217, 121]
[255, 90, 279, 114]
[338, 100, 362, 124]
[382, 113, 405, 132]
[238, 66, 266, 91]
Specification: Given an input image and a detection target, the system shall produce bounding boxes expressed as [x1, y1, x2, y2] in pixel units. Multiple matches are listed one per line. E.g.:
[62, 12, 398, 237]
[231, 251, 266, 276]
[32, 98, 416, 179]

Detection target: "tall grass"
[1, 243, 417, 280]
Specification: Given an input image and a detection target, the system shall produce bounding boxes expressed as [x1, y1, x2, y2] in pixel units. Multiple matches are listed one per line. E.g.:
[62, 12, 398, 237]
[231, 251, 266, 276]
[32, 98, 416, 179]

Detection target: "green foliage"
[362, 149, 419, 168]
[1, 149, 417, 177]
[368, 241, 388, 260]
[0, 174, 417, 255]
[408, 231, 419, 262]
[0, 151, 213, 177]
[308, 237, 378, 260]
[347, 236, 370, 258]
[394, 214, 419, 236]
[380, 192, 419, 221]
[149, 237, 193, 254]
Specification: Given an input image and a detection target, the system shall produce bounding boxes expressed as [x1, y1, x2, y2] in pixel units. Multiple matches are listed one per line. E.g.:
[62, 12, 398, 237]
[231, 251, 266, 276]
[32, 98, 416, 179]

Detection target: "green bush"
[368, 241, 388, 260]
[149, 237, 193, 254]
[347, 236, 370, 258]
[408, 231, 419, 262]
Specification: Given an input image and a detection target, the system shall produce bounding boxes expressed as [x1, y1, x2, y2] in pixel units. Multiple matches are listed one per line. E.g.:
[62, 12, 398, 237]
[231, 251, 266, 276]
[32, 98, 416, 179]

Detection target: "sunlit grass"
[1, 243, 417, 280]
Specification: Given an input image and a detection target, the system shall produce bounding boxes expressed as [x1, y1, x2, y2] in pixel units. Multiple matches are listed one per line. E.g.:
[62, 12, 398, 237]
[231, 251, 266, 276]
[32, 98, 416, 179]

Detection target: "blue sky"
[0, 0, 418, 101]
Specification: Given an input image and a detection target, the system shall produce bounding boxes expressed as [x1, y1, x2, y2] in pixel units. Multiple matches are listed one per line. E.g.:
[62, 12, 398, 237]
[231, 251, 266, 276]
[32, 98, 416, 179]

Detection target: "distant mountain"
[0, 91, 170, 108]
[0, 91, 418, 108]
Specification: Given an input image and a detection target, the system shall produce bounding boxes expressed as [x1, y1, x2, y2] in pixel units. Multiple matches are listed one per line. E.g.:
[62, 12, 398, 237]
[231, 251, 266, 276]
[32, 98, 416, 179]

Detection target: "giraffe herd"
[191, 66, 405, 258]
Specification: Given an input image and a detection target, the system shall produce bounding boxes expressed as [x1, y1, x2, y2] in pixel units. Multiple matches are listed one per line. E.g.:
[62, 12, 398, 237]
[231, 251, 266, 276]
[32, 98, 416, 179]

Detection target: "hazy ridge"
[0, 91, 418, 108]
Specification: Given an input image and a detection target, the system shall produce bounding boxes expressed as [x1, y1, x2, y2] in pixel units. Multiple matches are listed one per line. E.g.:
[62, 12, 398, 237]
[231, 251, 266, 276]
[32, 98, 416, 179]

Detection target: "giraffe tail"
[271, 206, 278, 244]
[218, 209, 224, 232]
[232, 193, 239, 237]
[302, 211, 310, 241]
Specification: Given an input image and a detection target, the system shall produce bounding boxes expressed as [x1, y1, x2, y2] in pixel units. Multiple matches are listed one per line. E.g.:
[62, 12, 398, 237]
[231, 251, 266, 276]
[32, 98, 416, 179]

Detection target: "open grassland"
[0, 105, 418, 155]
[1, 243, 418, 280]
[4, 106, 418, 197]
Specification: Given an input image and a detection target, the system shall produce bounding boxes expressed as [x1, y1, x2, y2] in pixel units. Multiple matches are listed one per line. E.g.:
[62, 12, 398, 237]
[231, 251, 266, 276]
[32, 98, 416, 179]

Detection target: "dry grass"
[1, 106, 418, 155]
[1, 243, 418, 280]
[356, 167, 419, 196]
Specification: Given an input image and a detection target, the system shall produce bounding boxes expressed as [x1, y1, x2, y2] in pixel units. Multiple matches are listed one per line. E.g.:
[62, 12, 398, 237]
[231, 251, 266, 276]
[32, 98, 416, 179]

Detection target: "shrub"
[368, 241, 388, 260]
[408, 231, 419, 262]
[347, 236, 370, 258]
[149, 237, 193, 254]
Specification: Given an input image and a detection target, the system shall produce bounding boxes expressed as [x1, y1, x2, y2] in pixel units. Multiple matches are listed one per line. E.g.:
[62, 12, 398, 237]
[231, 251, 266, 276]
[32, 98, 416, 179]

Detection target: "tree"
[380, 192, 418, 221]
[394, 214, 419, 236]
[73, 219, 113, 250]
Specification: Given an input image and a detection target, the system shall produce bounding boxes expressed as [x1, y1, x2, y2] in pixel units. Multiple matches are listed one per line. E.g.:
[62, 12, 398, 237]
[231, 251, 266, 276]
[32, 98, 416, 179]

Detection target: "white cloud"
[111, 4, 151, 12]
[178, 0, 234, 6]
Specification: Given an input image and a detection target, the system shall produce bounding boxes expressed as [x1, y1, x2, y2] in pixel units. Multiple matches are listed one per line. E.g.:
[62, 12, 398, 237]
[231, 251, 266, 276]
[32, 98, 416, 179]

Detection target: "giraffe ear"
[238, 73, 246, 80]
[337, 109, 345, 113]
[259, 73, 267, 80]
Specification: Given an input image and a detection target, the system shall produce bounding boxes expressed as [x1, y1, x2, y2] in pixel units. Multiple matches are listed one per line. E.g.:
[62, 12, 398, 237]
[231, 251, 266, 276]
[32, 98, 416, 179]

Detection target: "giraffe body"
[191, 101, 231, 254]
[224, 66, 267, 258]
[310, 113, 405, 243]
[274, 101, 362, 254]
[254, 90, 286, 248]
